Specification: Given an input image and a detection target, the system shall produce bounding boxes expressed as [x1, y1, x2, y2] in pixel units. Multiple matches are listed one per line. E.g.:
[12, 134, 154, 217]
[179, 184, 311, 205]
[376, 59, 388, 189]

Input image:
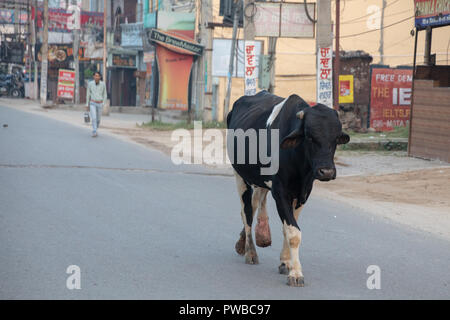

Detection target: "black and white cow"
[226, 90, 350, 286]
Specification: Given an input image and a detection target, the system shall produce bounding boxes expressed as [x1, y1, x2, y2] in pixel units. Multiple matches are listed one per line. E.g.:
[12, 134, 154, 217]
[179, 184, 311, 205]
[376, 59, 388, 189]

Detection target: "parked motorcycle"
[0, 72, 24, 98]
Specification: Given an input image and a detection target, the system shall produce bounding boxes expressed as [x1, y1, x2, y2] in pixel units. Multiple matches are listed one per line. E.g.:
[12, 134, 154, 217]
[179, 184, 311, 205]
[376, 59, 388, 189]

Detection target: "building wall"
[210, 0, 450, 121]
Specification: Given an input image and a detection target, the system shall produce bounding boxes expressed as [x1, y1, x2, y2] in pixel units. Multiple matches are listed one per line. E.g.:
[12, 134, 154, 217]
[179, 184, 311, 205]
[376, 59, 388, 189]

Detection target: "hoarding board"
[244, 41, 257, 96]
[317, 46, 333, 108]
[57, 69, 75, 99]
[370, 68, 413, 131]
[211, 39, 262, 78]
[339, 75, 354, 104]
[414, 0, 450, 29]
[254, 2, 315, 38]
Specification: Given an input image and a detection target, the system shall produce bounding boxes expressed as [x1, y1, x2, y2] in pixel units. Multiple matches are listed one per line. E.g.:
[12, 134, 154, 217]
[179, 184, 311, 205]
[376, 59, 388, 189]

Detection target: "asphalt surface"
[1, 105, 449, 299]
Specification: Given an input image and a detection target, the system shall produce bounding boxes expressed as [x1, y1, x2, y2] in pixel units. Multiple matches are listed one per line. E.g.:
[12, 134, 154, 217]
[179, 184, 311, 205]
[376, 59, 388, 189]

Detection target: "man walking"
[86, 71, 107, 137]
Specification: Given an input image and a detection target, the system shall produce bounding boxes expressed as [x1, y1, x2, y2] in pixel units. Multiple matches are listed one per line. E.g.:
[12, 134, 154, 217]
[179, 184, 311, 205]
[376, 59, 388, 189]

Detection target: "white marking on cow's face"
[266, 98, 288, 127]
[264, 181, 272, 189]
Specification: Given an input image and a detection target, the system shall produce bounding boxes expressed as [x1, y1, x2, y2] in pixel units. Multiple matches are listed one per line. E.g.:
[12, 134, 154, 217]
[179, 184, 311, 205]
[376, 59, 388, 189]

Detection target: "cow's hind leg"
[253, 187, 271, 247]
[279, 199, 303, 275]
[234, 171, 258, 264]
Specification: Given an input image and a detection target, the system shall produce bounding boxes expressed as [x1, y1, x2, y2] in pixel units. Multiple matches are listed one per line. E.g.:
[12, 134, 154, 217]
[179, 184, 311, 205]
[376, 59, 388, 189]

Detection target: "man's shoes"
[92, 131, 97, 137]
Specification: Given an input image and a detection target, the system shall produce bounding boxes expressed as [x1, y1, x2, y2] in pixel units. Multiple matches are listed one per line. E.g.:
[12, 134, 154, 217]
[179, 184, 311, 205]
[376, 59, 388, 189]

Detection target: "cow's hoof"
[235, 230, 245, 256]
[255, 217, 272, 248]
[287, 276, 304, 287]
[278, 263, 290, 275]
[245, 253, 259, 265]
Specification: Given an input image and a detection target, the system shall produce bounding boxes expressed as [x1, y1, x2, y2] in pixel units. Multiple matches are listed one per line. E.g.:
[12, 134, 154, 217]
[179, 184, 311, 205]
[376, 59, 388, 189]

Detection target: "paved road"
[1, 105, 449, 299]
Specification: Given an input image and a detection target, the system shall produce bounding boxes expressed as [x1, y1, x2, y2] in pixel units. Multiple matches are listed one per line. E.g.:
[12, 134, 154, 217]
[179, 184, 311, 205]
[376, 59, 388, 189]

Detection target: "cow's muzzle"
[316, 168, 336, 181]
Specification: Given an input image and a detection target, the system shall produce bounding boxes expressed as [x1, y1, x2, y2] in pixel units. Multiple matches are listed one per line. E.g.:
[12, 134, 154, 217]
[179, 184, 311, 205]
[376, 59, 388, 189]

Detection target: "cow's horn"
[296, 111, 304, 119]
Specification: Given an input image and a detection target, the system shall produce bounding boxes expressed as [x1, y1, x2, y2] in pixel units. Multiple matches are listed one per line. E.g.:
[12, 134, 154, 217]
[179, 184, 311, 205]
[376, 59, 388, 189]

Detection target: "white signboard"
[244, 41, 257, 96]
[121, 23, 143, 47]
[317, 46, 333, 108]
[67, 2, 81, 30]
[254, 2, 315, 38]
[211, 39, 262, 78]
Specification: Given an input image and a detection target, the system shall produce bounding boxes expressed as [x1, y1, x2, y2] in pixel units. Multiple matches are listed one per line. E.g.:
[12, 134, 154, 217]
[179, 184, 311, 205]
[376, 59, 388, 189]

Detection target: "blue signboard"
[414, 0, 450, 29]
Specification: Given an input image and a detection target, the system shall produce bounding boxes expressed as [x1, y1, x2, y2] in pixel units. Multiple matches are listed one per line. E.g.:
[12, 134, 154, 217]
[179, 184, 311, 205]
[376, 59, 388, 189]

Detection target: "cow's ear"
[280, 128, 303, 149]
[337, 132, 350, 145]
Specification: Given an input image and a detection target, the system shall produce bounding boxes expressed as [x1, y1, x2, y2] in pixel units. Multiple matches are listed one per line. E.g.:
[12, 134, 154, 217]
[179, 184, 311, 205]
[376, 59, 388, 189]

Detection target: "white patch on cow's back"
[266, 98, 288, 127]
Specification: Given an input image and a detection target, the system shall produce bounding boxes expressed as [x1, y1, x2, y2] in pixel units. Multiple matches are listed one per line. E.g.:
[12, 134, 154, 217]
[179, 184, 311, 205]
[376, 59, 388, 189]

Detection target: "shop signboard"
[57, 69, 75, 99]
[370, 67, 413, 131]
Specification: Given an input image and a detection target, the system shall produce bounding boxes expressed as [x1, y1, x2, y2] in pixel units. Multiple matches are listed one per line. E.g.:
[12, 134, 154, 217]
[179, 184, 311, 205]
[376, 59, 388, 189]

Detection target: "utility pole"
[315, 0, 333, 108]
[195, 1, 204, 120]
[379, 0, 386, 65]
[27, 0, 32, 93]
[33, 0, 38, 100]
[74, 28, 80, 104]
[334, 0, 340, 110]
[424, 26, 432, 65]
[103, 0, 107, 80]
[203, 0, 213, 121]
[243, 0, 255, 40]
[223, 0, 240, 121]
[267, 37, 277, 94]
[40, 0, 48, 106]
[68, 0, 81, 105]
[103, 0, 109, 115]
[195, 0, 213, 121]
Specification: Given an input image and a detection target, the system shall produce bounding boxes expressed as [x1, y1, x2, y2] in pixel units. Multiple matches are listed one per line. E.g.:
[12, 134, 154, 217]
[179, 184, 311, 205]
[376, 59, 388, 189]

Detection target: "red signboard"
[414, 0, 450, 29]
[57, 69, 75, 99]
[33, 7, 103, 32]
[370, 68, 413, 131]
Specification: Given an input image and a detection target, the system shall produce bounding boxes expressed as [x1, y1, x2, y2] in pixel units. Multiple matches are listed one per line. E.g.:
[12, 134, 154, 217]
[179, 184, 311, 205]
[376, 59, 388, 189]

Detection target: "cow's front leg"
[279, 199, 303, 275]
[273, 188, 304, 287]
[234, 171, 258, 264]
[283, 221, 304, 287]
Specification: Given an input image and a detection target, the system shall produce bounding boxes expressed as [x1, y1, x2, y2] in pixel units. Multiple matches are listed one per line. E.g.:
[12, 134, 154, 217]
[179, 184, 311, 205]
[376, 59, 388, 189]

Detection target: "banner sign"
[148, 29, 203, 56]
[143, 50, 155, 63]
[111, 54, 137, 68]
[121, 23, 143, 47]
[35, 8, 103, 33]
[254, 2, 315, 38]
[149, 12, 197, 111]
[244, 41, 257, 96]
[155, 46, 193, 110]
[57, 69, 75, 99]
[370, 68, 413, 131]
[317, 46, 333, 108]
[212, 39, 262, 78]
[0, 9, 28, 24]
[414, 0, 450, 29]
[339, 75, 354, 104]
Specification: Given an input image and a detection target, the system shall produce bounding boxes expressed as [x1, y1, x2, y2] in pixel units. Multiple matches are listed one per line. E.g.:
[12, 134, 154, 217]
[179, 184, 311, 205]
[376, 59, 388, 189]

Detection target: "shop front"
[107, 50, 138, 107]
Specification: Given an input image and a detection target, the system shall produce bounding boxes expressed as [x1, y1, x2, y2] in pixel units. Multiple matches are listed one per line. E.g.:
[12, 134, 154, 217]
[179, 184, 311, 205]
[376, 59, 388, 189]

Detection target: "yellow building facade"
[209, 0, 449, 121]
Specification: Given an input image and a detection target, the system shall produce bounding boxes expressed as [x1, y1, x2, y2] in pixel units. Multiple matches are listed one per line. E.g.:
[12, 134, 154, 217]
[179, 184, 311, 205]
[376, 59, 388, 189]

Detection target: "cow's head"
[280, 104, 350, 181]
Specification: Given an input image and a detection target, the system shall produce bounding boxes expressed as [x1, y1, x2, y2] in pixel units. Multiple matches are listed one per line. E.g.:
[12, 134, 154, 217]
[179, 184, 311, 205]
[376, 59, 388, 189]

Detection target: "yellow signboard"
[339, 75, 354, 104]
